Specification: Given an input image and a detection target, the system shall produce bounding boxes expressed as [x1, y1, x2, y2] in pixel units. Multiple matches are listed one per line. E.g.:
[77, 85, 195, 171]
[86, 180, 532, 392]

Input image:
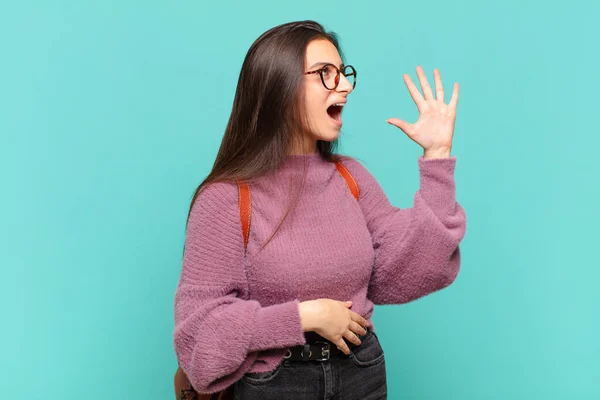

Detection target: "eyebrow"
[308, 61, 345, 70]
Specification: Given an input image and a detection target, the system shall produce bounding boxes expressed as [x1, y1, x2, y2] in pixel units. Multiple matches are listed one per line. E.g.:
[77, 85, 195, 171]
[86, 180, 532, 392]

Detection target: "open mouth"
[327, 103, 344, 126]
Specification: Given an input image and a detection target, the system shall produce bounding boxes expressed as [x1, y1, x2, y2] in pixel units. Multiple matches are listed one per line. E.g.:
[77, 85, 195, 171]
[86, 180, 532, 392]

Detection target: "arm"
[342, 155, 467, 305]
[173, 181, 306, 393]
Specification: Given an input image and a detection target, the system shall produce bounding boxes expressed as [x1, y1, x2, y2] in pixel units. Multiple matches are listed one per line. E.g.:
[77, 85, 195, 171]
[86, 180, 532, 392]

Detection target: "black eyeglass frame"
[304, 64, 357, 90]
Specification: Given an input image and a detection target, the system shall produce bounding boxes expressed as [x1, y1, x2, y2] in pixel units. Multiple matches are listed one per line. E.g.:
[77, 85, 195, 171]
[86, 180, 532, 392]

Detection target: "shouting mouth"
[327, 103, 345, 127]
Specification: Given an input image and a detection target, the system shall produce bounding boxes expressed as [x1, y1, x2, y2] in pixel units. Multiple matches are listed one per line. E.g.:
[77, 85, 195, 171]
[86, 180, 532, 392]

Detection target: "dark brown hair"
[186, 20, 346, 250]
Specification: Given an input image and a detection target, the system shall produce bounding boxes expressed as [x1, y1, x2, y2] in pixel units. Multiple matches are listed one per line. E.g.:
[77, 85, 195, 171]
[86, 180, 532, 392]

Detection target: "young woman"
[173, 20, 465, 400]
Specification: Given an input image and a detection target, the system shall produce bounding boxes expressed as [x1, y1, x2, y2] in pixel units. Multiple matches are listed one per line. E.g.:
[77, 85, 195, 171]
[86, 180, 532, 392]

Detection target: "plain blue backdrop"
[2, 0, 599, 399]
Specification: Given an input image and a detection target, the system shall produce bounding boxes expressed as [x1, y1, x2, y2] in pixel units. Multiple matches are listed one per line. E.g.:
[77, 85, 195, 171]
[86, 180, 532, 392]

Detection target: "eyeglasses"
[304, 64, 356, 90]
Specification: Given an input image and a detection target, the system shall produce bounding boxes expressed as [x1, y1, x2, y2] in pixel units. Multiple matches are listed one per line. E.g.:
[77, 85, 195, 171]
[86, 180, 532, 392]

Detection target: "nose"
[336, 73, 354, 94]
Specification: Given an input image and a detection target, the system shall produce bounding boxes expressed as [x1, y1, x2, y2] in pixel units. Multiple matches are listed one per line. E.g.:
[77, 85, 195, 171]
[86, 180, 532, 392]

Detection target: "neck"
[289, 134, 318, 155]
[289, 150, 319, 155]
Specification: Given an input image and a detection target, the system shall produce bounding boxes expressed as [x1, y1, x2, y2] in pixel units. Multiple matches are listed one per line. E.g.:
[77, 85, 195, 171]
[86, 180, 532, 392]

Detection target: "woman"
[173, 20, 466, 400]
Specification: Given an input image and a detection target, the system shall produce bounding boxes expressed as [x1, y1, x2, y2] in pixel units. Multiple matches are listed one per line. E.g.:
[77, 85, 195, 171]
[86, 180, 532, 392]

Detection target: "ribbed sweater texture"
[173, 153, 467, 393]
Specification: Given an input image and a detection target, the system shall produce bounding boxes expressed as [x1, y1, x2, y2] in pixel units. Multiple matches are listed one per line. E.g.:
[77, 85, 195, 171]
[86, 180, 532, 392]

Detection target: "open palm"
[387, 66, 459, 155]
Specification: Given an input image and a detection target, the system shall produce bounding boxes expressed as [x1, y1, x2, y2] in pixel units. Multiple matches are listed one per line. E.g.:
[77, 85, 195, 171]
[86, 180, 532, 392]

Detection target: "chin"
[317, 128, 341, 142]
[308, 123, 342, 144]
[329, 131, 342, 141]
[316, 136, 338, 144]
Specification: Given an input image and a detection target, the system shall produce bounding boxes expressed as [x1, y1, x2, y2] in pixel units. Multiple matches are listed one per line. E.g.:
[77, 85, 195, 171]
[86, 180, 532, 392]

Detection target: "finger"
[350, 312, 369, 329]
[340, 300, 352, 308]
[335, 339, 351, 355]
[449, 82, 459, 109]
[416, 66, 434, 101]
[386, 118, 413, 135]
[434, 68, 444, 103]
[344, 330, 362, 346]
[403, 73, 425, 110]
[350, 320, 368, 336]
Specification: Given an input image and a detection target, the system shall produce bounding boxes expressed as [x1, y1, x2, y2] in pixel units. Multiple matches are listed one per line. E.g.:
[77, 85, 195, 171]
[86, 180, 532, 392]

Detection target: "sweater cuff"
[417, 156, 458, 217]
[248, 300, 307, 352]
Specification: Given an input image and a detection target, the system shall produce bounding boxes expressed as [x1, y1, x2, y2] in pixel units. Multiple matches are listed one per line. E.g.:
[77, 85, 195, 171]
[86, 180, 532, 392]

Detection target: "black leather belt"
[283, 328, 370, 362]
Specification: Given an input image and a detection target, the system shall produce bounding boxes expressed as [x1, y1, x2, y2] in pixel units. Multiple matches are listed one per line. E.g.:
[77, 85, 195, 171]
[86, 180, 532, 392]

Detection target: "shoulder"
[196, 180, 238, 202]
[192, 180, 238, 210]
[334, 155, 393, 213]
[182, 180, 246, 277]
[337, 155, 367, 172]
[336, 155, 381, 194]
[187, 180, 240, 231]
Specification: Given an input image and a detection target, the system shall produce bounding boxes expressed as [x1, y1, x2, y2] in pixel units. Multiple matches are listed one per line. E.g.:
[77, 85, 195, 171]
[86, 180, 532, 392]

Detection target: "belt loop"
[301, 344, 312, 360]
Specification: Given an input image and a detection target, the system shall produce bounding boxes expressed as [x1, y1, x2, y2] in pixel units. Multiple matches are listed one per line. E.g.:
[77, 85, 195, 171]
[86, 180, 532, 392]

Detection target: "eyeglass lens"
[321, 65, 356, 90]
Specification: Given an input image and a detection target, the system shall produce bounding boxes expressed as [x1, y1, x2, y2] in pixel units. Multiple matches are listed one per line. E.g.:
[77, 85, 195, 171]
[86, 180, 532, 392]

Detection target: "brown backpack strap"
[235, 161, 359, 252]
[237, 180, 251, 252]
[335, 160, 360, 200]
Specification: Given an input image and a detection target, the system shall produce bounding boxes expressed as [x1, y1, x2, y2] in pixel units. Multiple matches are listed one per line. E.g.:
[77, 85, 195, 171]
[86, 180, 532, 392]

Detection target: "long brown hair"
[186, 20, 347, 251]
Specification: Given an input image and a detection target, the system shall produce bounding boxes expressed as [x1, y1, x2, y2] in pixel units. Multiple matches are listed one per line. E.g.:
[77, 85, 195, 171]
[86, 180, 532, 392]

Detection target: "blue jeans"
[233, 329, 387, 399]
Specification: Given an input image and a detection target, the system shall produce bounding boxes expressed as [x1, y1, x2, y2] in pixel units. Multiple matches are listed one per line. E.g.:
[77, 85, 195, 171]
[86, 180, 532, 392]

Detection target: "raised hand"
[387, 66, 459, 159]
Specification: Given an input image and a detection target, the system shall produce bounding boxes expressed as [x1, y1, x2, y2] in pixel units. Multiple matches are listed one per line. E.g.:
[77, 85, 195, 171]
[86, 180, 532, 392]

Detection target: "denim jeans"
[233, 329, 387, 399]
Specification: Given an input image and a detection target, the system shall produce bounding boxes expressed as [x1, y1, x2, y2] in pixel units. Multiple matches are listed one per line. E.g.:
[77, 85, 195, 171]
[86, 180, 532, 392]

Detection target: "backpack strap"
[236, 160, 359, 252]
[334, 160, 360, 200]
[237, 180, 251, 252]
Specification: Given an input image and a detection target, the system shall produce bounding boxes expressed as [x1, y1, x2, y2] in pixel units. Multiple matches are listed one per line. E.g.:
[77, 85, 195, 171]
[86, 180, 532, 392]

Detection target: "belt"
[283, 327, 370, 362]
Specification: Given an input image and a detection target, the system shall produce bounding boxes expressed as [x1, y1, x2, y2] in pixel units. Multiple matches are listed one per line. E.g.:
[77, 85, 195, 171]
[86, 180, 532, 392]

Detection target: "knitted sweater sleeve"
[341, 156, 467, 305]
[173, 182, 307, 394]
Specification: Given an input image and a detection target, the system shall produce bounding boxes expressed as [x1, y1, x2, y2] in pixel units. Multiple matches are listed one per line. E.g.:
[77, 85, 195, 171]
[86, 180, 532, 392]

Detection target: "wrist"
[423, 147, 451, 159]
[298, 300, 319, 332]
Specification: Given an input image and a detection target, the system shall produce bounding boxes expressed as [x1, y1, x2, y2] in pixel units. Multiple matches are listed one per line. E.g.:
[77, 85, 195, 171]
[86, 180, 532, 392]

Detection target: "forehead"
[305, 39, 342, 67]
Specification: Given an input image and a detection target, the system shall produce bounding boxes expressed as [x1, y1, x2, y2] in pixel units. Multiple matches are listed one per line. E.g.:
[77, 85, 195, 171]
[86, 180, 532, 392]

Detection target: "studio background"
[2, 1, 598, 399]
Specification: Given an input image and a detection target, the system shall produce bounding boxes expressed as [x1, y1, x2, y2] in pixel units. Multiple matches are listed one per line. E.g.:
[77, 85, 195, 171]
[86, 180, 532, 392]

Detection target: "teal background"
[2, 0, 599, 399]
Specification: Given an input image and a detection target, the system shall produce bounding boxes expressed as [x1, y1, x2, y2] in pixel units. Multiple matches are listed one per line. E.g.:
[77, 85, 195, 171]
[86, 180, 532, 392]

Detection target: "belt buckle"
[314, 341, 331, 361]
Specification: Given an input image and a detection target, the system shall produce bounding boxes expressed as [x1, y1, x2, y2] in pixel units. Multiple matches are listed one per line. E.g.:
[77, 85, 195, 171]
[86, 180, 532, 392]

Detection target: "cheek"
[307, 97, 328, 124]
[305, 85, 329, 120]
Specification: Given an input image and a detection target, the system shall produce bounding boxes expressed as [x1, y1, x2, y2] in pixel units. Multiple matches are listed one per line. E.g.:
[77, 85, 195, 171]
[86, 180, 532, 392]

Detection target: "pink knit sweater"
[173, 153, 466, 393]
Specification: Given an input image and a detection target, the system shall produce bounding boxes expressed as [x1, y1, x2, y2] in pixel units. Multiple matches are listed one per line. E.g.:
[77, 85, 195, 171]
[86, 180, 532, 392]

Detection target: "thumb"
[386, 118, 412, 134]
[343, 301, 353, 307]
